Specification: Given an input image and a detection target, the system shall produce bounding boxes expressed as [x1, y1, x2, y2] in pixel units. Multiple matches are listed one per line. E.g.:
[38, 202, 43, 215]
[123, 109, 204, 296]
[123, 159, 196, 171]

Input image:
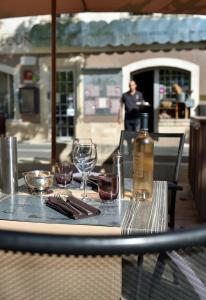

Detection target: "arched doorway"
[122, 58, 199, 131]
[131, 67, 191, 131]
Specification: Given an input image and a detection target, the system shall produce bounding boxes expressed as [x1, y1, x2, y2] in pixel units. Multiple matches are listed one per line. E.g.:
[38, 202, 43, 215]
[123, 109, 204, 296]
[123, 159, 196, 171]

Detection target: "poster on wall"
[83, 70, 122, 119]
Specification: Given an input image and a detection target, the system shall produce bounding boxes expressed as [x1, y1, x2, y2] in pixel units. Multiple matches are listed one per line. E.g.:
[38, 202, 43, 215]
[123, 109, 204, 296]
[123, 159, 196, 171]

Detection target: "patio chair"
[0, 225, 206, 300]
[119, 131, 185, 229]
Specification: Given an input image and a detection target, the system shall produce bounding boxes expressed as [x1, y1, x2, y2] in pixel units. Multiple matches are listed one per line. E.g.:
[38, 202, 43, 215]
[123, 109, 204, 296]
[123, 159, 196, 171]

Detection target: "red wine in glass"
[98, 174, 118, 201]
[54, 172, 73, 187]
[54, 161, 73, 187]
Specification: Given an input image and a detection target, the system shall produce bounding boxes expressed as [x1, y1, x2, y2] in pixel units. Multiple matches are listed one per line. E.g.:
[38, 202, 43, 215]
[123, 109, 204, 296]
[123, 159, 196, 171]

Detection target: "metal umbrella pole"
[51, 0, 57, 167]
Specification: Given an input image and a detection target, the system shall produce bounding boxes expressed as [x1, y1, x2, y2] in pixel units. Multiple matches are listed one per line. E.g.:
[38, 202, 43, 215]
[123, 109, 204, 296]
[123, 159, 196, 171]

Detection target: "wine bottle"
[132, 113, 154, 201]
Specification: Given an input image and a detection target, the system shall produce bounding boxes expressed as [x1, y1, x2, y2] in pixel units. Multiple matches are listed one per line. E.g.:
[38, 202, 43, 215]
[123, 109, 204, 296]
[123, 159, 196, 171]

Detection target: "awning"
[1, 14, 206, 52]
[28, 15, 206, 48]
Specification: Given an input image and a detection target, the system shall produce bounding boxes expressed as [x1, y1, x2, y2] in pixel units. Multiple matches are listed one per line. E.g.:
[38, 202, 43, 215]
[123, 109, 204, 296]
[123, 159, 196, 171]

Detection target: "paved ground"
[18, 142, 51, 162]
[175, 183, 201, 229]
[17, 142, 51, 174]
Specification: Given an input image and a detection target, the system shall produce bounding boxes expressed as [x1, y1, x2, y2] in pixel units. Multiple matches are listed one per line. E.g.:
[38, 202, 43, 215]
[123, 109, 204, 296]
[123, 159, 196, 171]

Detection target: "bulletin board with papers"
[83, 69, 122, 121]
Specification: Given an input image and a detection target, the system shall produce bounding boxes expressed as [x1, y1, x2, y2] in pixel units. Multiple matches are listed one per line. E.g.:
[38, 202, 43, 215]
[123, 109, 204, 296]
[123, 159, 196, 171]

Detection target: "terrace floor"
[175, 183, 202, 229]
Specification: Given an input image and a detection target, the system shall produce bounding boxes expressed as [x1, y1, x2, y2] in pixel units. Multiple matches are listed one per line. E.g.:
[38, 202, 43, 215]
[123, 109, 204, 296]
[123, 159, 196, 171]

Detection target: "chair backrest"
[0, 226, 206, 300]
[119, 131, 185, 182]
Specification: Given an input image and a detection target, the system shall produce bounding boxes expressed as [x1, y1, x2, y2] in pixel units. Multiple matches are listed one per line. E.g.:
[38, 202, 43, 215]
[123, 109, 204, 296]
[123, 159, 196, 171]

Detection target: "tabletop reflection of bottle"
[132, 113, 154, 201]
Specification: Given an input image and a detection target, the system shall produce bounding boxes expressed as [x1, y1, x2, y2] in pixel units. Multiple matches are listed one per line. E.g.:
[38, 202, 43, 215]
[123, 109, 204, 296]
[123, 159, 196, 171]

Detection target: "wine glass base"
[55, 184, 70, 188]
[80, 195, 91, 203]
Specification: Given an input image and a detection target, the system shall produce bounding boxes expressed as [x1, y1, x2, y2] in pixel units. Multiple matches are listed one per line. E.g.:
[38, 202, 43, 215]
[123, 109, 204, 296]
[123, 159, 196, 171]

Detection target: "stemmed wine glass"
[72, 141, 97, 201]
[72, 138, 93, 189]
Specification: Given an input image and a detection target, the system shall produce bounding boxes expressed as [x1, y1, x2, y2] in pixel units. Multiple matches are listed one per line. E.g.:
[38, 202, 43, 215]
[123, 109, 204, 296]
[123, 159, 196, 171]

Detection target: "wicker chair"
[0, 225, 206, 300]
[119, 131, 185, 229]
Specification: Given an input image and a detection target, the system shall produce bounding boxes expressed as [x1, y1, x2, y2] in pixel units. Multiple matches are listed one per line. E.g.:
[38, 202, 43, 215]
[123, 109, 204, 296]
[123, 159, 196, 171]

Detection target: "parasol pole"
[51, 0, 57, 167]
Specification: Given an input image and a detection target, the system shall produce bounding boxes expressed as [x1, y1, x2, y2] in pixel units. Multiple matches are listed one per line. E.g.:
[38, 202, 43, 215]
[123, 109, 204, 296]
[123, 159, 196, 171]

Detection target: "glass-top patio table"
[0, 178, 168, 235]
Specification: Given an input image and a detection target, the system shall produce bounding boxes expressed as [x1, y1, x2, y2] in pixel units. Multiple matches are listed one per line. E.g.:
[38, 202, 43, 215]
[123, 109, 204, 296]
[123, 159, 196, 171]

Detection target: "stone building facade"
[0, 13, 206, 161]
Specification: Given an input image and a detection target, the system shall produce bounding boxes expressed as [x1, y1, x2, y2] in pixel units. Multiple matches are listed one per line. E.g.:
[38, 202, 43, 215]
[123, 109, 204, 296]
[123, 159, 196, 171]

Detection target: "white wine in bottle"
[133, 113, 154, 201]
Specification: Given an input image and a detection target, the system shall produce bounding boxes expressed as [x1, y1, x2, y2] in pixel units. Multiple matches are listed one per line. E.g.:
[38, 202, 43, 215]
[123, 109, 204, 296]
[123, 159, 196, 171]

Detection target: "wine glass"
[72, 138, 93, 189]
[73, 142, 97, 201]
[98, 173, 118, 201]
[54, 161, 73, 187]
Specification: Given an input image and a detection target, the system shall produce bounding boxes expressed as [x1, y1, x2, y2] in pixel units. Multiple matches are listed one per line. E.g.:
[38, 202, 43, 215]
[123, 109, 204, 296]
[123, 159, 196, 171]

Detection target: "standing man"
[119, 80, 144, 131]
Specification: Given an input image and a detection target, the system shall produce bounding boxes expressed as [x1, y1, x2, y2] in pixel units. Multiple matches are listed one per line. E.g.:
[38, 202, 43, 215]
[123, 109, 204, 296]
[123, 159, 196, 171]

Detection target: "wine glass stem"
[82, 173, 88, 198]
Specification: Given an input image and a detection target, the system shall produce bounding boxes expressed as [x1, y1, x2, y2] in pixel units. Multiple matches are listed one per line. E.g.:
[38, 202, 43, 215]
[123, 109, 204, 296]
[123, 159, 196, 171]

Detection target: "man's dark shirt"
[121, 90, 143, 120]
